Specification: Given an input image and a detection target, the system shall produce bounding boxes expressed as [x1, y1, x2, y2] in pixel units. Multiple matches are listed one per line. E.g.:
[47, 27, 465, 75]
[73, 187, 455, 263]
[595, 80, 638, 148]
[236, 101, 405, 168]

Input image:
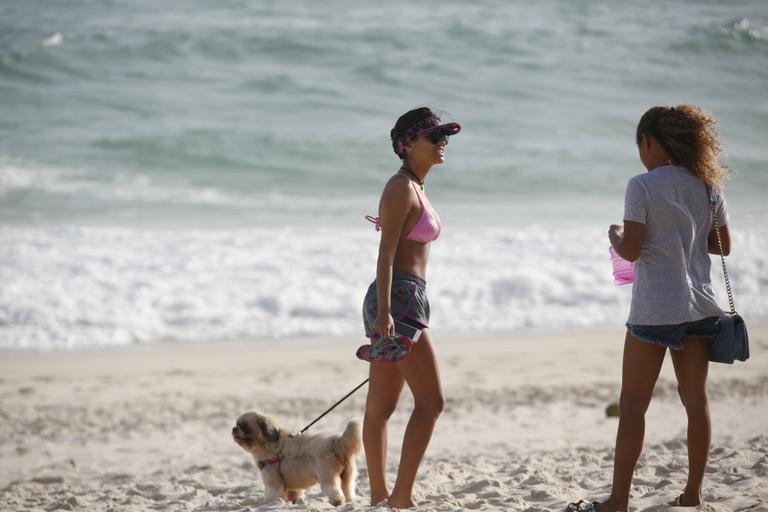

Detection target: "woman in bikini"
[360, 107, 460, 508]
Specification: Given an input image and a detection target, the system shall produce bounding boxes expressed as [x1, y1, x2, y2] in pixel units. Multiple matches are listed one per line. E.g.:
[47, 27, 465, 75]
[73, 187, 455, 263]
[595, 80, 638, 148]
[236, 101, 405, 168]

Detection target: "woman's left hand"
[608, 224, 624, 247]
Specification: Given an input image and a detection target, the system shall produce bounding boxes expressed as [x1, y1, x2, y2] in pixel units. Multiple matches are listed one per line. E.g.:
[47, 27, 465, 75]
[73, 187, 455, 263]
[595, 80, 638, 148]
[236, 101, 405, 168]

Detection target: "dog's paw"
[258, 494, 283, 505]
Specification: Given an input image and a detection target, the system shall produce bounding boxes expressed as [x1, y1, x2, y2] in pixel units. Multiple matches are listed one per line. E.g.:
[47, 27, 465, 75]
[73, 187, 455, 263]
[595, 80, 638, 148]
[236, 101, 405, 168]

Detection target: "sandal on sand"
[670, 494, 684, 506]
[565, 500, 597, 512]
[356, 334, 413, 363]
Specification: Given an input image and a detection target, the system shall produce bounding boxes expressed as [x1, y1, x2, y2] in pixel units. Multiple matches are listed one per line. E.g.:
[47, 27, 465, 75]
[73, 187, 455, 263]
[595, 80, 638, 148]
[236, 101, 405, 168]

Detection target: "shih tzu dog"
[232, 411, 362, 506]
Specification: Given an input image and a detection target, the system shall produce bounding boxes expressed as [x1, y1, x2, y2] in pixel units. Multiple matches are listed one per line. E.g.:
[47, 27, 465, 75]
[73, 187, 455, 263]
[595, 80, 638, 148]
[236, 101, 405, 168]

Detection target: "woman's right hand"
[373, 312, 395, 341]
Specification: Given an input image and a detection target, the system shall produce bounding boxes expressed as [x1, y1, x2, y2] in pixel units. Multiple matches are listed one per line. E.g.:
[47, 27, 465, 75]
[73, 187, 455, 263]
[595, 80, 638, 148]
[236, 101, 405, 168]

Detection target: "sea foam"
[1, 225, 765, 351]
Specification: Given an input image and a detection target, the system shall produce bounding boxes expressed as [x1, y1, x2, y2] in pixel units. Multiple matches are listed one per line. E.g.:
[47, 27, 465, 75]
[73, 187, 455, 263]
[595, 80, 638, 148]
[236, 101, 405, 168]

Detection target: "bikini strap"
[365, 215, 381, 231]
[365, 175, 424, 232]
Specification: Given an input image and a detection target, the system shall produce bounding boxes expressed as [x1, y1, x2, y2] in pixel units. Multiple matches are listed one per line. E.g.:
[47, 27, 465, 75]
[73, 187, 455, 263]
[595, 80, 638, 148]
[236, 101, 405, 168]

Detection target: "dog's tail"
[334, 420, 362, 461]
[336, 421, 361, 502]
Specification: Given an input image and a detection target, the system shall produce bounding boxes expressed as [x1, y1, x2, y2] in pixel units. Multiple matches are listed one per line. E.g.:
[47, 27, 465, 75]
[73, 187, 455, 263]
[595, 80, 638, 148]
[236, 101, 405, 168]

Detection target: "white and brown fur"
[232, 411, 362, 506]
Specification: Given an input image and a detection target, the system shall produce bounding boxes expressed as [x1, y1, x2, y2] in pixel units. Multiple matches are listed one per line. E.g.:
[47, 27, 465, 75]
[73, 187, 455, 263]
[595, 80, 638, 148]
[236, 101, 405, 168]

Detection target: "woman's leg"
[669, 337, 710, 506]
[363, 360, 405, 505]
[597, 331, 666, 512]
[388, 330, 444, 509]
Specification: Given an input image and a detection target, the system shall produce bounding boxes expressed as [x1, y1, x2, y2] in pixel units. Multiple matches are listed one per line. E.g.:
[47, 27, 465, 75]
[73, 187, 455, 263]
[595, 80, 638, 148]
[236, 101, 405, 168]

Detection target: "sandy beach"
[1, 326, 766, 512]
[3, 1, 767, 511]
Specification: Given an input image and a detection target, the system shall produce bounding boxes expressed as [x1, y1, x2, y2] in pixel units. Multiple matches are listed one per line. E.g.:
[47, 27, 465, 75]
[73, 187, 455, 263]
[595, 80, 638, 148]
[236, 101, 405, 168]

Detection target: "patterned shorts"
[362, 271, 430, 342]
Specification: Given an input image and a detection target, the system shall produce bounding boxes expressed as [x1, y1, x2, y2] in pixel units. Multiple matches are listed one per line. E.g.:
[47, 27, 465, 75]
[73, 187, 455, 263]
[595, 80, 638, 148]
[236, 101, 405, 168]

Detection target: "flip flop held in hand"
[356, 333, 414, 363]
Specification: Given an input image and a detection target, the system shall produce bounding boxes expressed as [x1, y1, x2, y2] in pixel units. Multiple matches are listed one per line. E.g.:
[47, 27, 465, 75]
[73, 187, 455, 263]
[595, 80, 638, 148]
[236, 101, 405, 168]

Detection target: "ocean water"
[1, 0, 767, 350]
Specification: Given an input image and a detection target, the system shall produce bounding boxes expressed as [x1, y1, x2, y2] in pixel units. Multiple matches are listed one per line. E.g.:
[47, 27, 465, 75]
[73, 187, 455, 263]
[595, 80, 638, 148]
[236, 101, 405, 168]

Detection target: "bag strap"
[707, 186, 737, 315]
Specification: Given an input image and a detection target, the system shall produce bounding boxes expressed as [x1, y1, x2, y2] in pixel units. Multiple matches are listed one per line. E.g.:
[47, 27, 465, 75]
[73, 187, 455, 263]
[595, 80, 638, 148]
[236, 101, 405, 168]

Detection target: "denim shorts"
[362, 271, 430, 342]
[626, 316, 720, 350]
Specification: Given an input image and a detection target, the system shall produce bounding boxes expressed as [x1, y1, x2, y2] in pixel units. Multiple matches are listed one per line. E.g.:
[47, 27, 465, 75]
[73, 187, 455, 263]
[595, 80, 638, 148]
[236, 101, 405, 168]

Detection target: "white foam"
[1, 225, 765, 351]
[41, 32, 63, 47]
[726, 18, 768, 42]
[0, 163, 250, 207]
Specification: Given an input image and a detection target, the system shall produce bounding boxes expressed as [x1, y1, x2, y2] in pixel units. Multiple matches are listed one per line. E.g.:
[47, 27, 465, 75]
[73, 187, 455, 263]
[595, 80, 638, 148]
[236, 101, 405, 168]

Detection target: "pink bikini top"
[366, 176, 441, 243]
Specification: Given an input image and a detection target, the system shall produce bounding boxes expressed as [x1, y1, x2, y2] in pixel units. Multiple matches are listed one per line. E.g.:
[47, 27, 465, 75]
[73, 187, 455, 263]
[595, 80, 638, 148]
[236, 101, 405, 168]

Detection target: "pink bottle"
[609, 246, 635, 285]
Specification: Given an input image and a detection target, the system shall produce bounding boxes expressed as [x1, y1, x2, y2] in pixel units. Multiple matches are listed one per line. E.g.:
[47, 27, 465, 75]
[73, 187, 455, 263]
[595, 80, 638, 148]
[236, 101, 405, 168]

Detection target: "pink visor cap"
[395, 116, 461, 157]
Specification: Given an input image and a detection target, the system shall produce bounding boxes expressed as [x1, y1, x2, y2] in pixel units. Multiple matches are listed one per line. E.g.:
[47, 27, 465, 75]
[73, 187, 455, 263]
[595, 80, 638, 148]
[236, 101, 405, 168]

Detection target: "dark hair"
[636, 104, 730, 188]
[390, 107, 435, 159]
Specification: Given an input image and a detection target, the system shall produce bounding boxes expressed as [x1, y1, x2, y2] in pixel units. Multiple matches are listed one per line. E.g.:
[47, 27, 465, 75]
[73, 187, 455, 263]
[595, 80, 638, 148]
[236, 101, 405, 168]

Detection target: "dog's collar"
[257, 456, 282, 471]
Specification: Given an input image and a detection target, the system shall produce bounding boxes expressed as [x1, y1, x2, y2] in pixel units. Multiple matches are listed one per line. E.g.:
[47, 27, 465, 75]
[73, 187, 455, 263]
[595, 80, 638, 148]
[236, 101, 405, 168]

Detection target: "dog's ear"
[256, 417, 280, 443]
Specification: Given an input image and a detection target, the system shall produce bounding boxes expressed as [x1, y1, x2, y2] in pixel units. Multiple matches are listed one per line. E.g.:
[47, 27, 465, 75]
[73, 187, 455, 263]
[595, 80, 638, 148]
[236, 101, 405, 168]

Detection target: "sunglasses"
[423, 130, 448, 145]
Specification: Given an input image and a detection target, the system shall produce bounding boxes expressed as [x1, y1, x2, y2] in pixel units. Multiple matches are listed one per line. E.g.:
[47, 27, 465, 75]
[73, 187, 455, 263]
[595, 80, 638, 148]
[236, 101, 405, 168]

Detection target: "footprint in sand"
[522, 469, 555, 486]
[504, 495, 529, 507]
[463, 498, 488, 509]
[477, 490, 504, 499]
[750, 456, 768, 476]
[46, 496, 81, 510]
[456, 479, 501, 495]
[166, 369, 195, 377]
[528, 489, 556, 501]
[579, 453, 600, 466]
[425, 493, 453, 501]
[31, 476, 64, 485]
[206, 485, 251, 497]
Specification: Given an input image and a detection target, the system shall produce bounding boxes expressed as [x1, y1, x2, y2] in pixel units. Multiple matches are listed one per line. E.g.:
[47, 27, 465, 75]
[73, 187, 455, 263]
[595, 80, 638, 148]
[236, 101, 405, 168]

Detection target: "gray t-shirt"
[623, 164, 729, 325]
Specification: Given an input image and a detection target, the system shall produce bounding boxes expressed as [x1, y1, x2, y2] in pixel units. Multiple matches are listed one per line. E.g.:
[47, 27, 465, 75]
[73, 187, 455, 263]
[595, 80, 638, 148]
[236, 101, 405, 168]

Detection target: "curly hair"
[636, 104, 730, 189]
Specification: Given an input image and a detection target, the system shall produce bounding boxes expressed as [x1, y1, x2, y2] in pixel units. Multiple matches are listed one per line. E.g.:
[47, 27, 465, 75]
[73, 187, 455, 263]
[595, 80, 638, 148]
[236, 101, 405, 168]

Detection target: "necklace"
[399, 166, 424, 188]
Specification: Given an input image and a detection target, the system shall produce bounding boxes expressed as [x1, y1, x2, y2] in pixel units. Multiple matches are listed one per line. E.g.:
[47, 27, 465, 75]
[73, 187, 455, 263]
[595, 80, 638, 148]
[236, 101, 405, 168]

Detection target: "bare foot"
[679, 491, 702, 507]
[370, 495, 389, 507]
[386, 496, 416, 509]
[593, 500, 627, 512]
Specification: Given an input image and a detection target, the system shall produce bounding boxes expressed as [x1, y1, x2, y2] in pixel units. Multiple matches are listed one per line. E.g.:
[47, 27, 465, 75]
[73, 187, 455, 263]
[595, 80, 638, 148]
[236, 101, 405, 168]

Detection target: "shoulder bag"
[707, 186, 749, 364]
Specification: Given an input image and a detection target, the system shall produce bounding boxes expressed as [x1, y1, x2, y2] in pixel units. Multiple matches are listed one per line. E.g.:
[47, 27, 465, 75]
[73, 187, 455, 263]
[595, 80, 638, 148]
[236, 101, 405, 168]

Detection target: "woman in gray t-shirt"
[568, 105, 732, 512]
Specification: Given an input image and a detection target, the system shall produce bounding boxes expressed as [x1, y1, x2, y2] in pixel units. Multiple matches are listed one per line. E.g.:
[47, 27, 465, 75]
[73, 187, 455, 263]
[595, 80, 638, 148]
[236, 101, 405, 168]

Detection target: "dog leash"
[296, 378, 369, 435]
